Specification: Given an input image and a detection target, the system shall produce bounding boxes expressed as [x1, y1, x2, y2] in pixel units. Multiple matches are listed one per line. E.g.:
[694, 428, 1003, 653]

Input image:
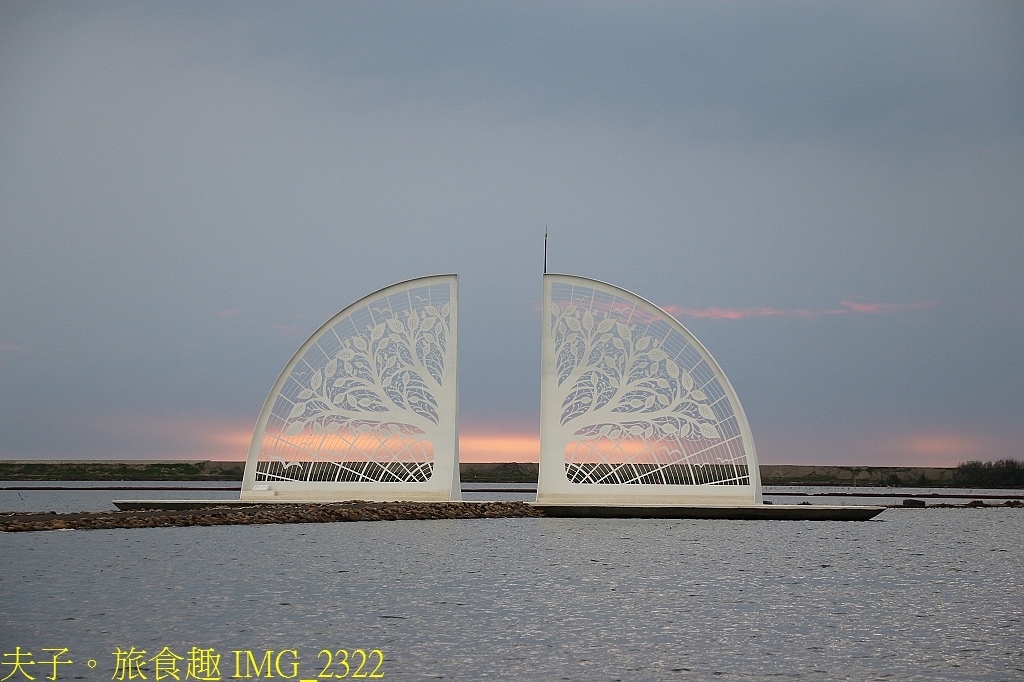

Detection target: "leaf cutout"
[565, 316, 582, 332]
[597, 317, 616, 333]
[583, 311, 595, 332]
[324, 422, 341, 433]
[298, 388, 314, 400]
[698, 403, 715, 420]
[371, 324, 386, 341]
[288, 402, 307, 418]
[352, 336, 367, 352]
[612, 337, 624, 350]
[681, 369, 694, 392]
[615, 322, 632, 343]
[309, 370, 323, 390]
[666, 359, 679, 380]
[420, 317, 436, 332]
[407, 310, 419, 333]
[648, 348, 667, 361]
[691, 389, 706, 401]
[425, 305, 438, 316]
[565, 305, 578, 315]
[657, 393, 670, 407]
[285, 422, 304, 437]
[337, 348, 356, 361]
[662, 423, 679, 435]
[699, 422, 721, 440]
[325, 359, 338, 378]
[644, 395, 656, 409]
[636, 336, 650, 351]
[386, 318, 405, 333]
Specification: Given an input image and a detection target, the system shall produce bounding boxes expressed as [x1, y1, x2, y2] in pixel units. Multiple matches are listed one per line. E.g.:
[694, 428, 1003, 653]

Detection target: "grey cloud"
[1, 2, 1021, 463]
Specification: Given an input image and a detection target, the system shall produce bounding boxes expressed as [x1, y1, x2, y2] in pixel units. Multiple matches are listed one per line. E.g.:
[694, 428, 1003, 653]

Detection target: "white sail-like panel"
[538, 274, 761, 505]
[241, 275, 460, 502]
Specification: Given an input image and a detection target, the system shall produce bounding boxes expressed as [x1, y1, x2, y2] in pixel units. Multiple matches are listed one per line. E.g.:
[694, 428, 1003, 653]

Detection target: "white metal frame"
[241, 275, 460, 502]
[538, 274, 762, 505]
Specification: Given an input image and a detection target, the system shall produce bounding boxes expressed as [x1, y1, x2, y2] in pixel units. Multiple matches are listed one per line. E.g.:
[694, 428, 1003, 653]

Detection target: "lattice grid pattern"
[549, 280, 751, 486]
[254, 279, 453, 483]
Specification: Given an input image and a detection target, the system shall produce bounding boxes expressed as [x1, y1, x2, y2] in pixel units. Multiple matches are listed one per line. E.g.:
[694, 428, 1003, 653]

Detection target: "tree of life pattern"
[550, 281, 750, 486]
[255, 280, 453, 484]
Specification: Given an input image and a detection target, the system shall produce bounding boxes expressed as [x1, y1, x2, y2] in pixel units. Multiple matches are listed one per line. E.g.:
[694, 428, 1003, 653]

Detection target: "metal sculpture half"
[538, 274, 761, 506]
[241, 275, 460, 502]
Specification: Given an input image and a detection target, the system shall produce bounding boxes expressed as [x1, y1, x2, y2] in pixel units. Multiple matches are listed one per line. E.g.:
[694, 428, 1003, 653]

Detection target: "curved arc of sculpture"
[241, 274, 460, 502]
[538, 274, 761, 505]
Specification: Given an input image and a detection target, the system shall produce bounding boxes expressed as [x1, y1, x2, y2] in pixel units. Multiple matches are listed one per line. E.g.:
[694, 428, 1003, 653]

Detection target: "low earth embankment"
[0, 460, 971, 486]
[758, 464, 958, 487]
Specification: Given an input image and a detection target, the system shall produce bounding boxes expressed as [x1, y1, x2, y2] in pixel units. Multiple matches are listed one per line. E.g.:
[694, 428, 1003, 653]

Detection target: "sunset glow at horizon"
[3, 417, 1011, 470]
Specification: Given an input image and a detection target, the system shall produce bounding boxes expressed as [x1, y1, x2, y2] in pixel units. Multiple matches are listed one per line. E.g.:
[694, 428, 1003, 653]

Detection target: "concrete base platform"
[531, 503, 885, 521]
[112, 499, 884, 521]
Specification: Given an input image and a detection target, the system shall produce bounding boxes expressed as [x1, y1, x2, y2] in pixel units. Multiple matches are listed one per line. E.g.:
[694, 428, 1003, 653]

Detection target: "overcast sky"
[2, 1, 1022, 466]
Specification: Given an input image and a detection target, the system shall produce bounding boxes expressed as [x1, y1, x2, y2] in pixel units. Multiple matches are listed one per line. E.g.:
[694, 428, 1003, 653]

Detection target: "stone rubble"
[0, 501, 546, 533]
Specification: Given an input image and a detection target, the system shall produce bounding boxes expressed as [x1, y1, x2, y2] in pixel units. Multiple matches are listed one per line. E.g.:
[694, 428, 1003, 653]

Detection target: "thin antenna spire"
[544, 226, 548, 274]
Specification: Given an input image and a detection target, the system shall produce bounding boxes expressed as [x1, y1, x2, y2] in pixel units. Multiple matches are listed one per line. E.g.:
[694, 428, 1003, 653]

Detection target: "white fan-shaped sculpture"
[538, 274, 761, 505]
[241, 275, 460, 502]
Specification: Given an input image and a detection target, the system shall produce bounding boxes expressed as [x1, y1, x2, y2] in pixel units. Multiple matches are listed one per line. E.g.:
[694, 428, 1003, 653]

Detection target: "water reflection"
[2, 498, 1022, 680]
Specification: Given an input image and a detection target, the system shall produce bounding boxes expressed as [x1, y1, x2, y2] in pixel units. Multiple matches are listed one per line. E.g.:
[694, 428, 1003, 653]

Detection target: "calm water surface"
[2, 501, 1022, 681]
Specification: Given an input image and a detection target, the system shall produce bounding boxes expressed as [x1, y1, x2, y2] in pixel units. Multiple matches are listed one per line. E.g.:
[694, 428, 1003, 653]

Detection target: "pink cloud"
[663, 300, 936, 320]
[662, 305, 812, 319]
[837, 300, 937, 314]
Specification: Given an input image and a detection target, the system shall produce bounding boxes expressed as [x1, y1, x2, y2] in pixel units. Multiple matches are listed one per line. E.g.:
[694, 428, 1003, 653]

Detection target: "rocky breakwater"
[0, 501, 546, 533]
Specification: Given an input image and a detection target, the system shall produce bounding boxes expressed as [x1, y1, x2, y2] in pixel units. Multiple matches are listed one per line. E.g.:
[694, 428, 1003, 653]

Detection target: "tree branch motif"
[270, 301, 451, 479]
[552, 303, 722, 441]
[550, 298, 746, 486]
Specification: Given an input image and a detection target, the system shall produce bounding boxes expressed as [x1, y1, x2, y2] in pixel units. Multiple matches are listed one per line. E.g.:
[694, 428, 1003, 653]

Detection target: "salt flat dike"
[0, 460, 971, 486]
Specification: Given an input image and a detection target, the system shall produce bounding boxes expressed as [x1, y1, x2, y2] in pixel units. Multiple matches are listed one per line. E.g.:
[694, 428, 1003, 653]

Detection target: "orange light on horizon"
[459, 433, 539, 463]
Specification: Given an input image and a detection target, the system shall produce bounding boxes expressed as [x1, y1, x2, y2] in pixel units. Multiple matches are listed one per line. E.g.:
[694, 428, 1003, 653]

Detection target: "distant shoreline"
[0, 460, 1013, 487]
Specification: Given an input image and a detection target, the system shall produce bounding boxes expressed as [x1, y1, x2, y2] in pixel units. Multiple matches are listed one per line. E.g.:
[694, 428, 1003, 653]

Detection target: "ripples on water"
[1, 488, 1023, 680]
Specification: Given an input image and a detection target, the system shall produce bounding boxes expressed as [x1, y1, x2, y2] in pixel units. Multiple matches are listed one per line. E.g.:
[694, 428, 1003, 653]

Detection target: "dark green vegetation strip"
[2, 459, 1021, 487]
[0, 460, 244, 481]
[951, 459, 1024, 488]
